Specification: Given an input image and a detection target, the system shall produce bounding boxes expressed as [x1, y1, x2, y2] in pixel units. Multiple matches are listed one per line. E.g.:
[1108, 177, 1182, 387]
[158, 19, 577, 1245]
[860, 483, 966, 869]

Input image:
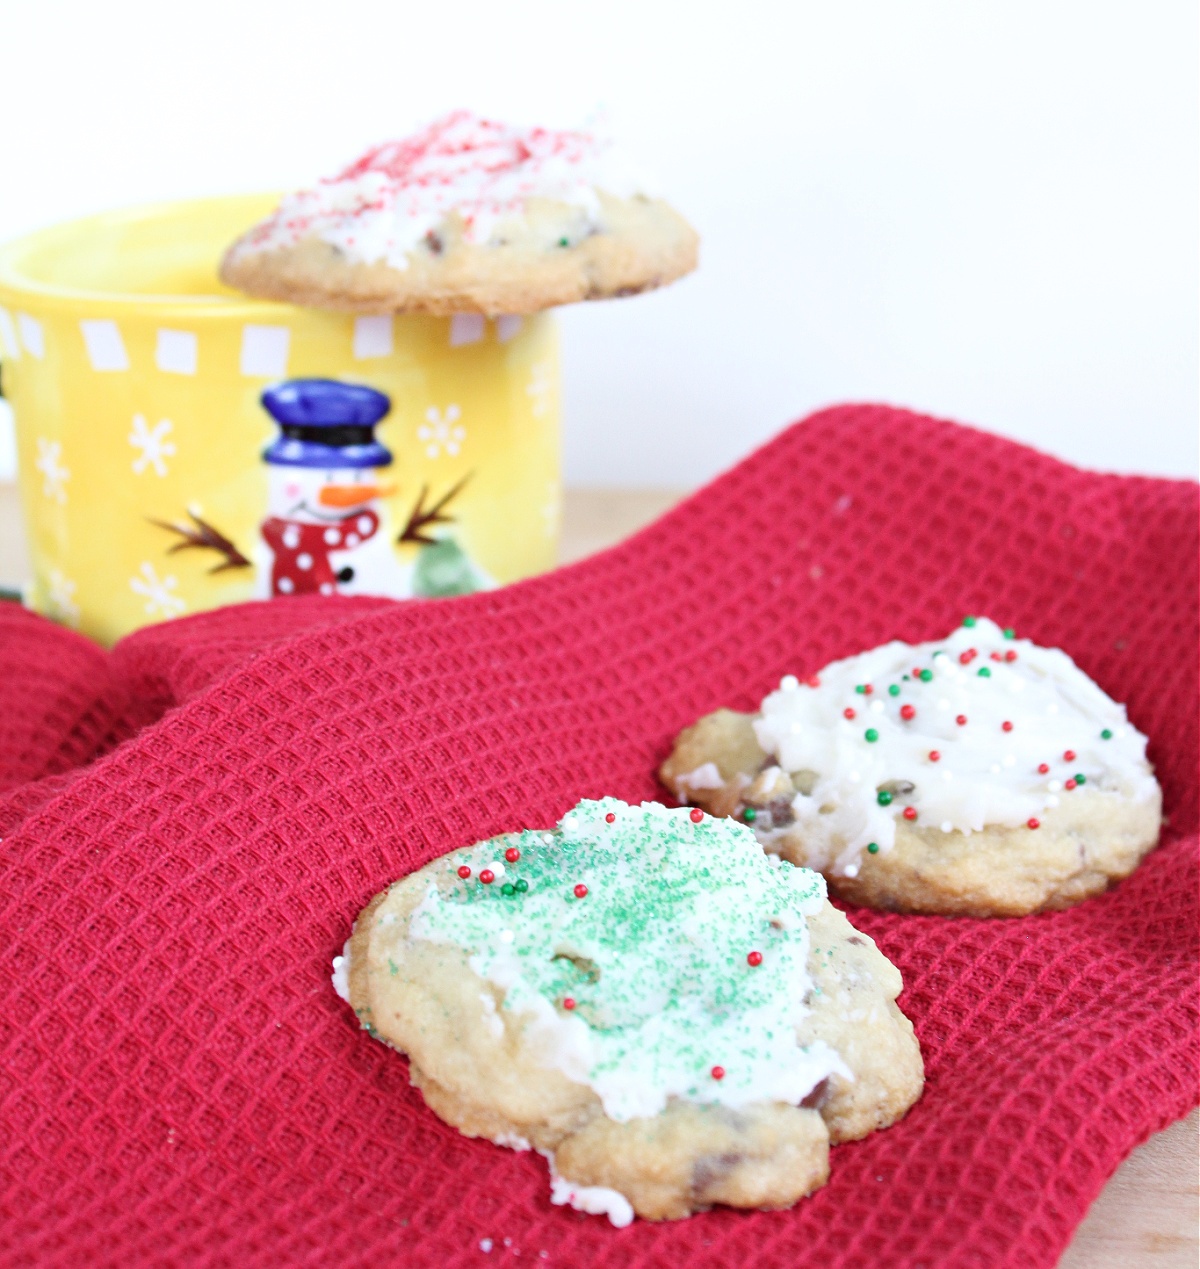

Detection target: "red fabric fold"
[0, 404, 1195, 1268]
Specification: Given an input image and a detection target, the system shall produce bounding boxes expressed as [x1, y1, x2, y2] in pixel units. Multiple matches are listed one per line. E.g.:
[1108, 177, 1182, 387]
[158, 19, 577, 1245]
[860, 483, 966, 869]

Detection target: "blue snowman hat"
[261, 378, 393, 469]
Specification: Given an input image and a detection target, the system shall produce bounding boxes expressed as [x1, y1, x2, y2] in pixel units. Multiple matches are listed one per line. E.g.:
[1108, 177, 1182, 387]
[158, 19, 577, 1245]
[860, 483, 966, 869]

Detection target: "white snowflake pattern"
[418, 404, 465, 458]
[45, 569, 80, 627]
[129, 414, 176, 477]
[34, 438, 70, 503]
[526, 362, 553, 418]
[130, 562, 186, 619]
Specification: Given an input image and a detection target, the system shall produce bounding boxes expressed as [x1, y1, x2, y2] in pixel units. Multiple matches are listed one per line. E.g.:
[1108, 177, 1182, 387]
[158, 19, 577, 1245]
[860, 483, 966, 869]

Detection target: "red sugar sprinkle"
[457, 865, 472, 879]
[844, 707, 857, 720]
[1065, 778, 1078, 790]
[710, 1066, 726, 1081]
[956, 715, 968, 726]
[689, 808, 704, 823]
[1064, 750, 1076, 762]
[1005, 650, 1018, 662]
[1027, 818, 1041, 830]
[505, 847, 521, 862]
[900, 704, 916, 721]
[1002, 720, 1014, 732]
[912, 667, 923, 678]
[807, 676, 821, 688]
[902, 807, 918, 821]
[573, 883, 589, 899]
[991, 652, 1003, 662]
[863, 684, 874, 695]
[1038, 763, 1050, 774]
[747, 951, 763, 967]
[929, 750, 941, 762]
[562, 998, 576, 1011]
[604, 812, 616, 824]
[959, 648, 978, 665]
[480, 870, 495, 885]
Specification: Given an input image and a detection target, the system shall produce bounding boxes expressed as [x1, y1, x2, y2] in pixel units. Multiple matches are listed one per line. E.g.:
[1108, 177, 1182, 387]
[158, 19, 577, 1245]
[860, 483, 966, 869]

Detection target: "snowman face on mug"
[266, 465, 393, 523]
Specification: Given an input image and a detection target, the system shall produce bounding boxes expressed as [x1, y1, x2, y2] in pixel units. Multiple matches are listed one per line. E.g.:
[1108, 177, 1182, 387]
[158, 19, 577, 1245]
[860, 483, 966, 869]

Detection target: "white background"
[0, 0, 1195, 486]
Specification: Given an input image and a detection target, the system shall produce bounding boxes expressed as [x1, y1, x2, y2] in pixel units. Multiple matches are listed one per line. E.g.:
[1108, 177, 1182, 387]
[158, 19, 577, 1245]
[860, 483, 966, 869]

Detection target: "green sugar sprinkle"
[963, 615, 977, 627]
[409, 799, 836, 1121]
[978, 666, 991, 677]
[888, 684, 900, 697]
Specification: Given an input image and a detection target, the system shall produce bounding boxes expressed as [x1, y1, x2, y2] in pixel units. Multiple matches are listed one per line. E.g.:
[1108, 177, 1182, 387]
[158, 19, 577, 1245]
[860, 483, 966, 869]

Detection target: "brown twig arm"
[397, 473, 472, 546]
[148, 512, 252, 573]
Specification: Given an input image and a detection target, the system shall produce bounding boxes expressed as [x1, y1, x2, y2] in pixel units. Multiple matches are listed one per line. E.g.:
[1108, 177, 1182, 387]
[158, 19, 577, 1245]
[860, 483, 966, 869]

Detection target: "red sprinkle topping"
[1027, 818, 1040, 830]
[956, 714, 968, 726]
[710, 1066, 726, 1081]
[912, 667, 923, 678]
[807, 676, 821, 688]
[505, 847, 521, 862]
[480, 869, 495, 885]
[902, 806, 918, 821]
[562, 997, 576, 1011]
[747, 951, 763, 967]
[929, 750, 941, 762]
[573, 883, 589, 899]
[900, 704, 916, 721]
[689, 808, 704, 823]
[844, 707, 857, 720]
[1064, 750, 1076, 762]
[1002, 720, 1014, 732]
[1065, 778, 1077, 790]
[1005, 650, 1018, 662]
[604, 812, 616, 824]
[991, 651, 1003, 662]
[863, 684, 874, 695]
[959, 648, 978, 665]
[1038, 763, 1050, 774]
[457, 865, 472, 879]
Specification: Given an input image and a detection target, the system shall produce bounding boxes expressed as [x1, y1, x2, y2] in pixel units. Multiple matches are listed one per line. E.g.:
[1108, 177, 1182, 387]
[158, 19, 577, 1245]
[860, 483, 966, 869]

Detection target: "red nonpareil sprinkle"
[1002, 720, 1014, 732]
[480, 869, 495, 884]
[1065, 778, 1078, 790]
[457, 865, 472, 879]
[1064, 750, 1076, 762]
[959, 648, 977, 665]
[573, 883, 588, 899]
[807, 676, 821, 688]
[900, 704, 916, 721]
[956, 714, 968, 726]
[991, 651, 1003, 662]
[863, 684, 874, 695]
[844, 707, 857, 720]
[1038, 763, 1050, 774]
[689, 808, 704, 823]
[747, 951, 763, 967]
[902, 806, 918, 821]
[1005, 650, 1018, 662]
[562, 998, 576, 1011]
[929, 750, 941, 762]
[505, 847, 521, 862]
[912, 667, 922, 678]
[710, 1066, 726, 1081]
[604, 812, 616, 824]
[1027, 818, 1040, 830]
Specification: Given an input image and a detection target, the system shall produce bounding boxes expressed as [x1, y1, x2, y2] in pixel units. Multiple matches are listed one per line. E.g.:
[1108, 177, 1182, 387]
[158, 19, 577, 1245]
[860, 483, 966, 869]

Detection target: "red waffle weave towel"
[0, 405, 1195, 1268]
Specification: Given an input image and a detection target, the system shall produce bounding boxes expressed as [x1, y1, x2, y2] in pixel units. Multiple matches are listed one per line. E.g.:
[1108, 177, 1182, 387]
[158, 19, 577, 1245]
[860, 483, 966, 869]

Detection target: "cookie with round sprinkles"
[661, 618, 1162, 916]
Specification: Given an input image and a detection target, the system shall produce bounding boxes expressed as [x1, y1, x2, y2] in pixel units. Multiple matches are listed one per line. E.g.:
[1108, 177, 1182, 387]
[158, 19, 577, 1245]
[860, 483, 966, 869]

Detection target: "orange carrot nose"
[317, 483, 397, 508]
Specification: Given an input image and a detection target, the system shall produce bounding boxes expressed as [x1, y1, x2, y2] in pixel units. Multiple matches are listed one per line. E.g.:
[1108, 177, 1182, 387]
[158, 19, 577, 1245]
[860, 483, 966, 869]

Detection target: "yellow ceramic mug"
[0, 195, 560, 645]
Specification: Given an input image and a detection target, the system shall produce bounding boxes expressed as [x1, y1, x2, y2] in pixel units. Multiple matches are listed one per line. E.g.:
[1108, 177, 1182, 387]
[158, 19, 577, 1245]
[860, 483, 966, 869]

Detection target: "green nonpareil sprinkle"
[867, 842, 880, 854]
[978, 666, 991, 677]
[877, 791, 893, 806]
[515, 878, 529, 892]
[1003, 627, 1015, 639]
[919, 669, 933, 682]
[1074, 773, 1086, 784]
[888, 684, 900, 697]
[855, 684, 867, 694]
[963, 615, 977, 627]
[865, 728, 879, 743]
[1101, 729, 1113, 739]
[558, 237, 570, 247]
[743, 807, 757, 823]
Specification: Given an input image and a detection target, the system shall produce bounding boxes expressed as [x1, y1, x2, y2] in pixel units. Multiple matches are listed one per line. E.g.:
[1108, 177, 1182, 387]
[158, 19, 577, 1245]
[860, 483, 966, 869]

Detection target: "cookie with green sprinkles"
[332, 798, 922, 1224]
[660, 618, 1162, 917]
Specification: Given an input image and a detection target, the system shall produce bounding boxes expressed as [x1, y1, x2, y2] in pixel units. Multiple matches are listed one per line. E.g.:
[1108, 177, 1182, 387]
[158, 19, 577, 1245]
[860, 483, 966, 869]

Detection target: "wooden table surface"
[0, 481, 1196, 1265]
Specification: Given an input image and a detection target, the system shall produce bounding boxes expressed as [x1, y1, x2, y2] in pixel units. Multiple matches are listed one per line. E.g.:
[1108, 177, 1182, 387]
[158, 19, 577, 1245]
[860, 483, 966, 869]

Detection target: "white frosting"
[331, 940, 351, 1003]
[233, 110, 646, 270]
[753, 618, 1156, 874]
[545, 1153, 635, 1228]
